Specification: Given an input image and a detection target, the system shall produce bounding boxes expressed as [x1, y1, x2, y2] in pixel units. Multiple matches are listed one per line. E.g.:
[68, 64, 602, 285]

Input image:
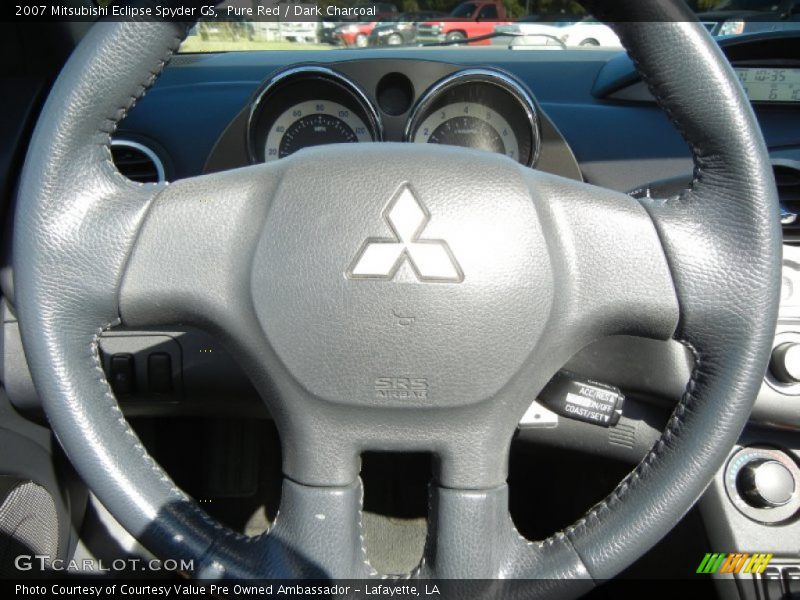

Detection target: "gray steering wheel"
[12, 0, 780, 595]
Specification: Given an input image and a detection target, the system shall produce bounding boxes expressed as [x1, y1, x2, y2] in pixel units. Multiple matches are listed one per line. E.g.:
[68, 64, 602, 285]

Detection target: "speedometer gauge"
[411, 102, 520, 163]
[405, 69, 540, 167]
[248, 66, 381, 163]
[265, 100, 373, 162]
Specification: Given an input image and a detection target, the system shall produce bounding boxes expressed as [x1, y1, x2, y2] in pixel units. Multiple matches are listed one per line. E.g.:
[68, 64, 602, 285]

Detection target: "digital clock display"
[735, 68, 800, 103]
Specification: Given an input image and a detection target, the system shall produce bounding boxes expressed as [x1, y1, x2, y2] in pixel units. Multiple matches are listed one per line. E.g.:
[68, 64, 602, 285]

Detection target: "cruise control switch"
[537, 371, 624, 427]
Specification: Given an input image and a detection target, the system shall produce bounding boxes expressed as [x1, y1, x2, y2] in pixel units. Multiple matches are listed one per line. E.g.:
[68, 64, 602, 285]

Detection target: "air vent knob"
[770, 342, 800, 384]
[736, 459, 796, 509]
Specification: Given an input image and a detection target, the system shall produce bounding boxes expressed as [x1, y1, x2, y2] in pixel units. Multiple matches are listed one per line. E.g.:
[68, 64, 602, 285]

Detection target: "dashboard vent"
[777, 163, 800, 243]
[110, 140, 166, 184]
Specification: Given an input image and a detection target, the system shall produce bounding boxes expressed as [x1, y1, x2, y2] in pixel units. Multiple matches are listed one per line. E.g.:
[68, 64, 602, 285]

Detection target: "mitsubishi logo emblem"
[347, 185, 464, 283]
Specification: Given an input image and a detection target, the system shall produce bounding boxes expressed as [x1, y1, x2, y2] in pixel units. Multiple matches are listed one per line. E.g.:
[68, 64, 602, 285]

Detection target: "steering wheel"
[13, 0, 780, 594]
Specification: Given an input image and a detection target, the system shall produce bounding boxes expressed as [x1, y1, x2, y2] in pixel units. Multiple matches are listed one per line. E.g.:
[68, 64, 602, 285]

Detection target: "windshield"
[177, 0, 797, 54]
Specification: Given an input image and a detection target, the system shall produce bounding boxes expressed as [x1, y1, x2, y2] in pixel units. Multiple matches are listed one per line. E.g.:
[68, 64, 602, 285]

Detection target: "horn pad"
[251, 144, 553, 408]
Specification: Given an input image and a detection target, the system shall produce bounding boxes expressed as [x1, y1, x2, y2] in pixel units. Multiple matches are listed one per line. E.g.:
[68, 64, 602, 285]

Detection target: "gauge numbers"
[264, 100, 373, 161]
[411, 102, 520, 162]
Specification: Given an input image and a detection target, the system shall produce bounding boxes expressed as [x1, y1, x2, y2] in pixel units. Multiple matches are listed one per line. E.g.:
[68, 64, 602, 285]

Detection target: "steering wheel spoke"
[527, 172, 680, 354]
[260, 478, 376, 578]
[418, 483, 594, 597]
[120, 164, 283, 333]
[421, 484, 523, 578]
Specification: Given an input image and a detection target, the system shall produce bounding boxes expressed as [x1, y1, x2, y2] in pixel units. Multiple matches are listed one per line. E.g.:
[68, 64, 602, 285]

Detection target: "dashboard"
[102, 33, 800, 197]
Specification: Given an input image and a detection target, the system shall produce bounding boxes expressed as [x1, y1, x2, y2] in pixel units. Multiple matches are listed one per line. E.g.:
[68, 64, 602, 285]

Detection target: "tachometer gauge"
[405, 69, 540, 167]
[248, 66, 381, 163]
[411, 102, 520, 163]
[265, 100, 373, 161]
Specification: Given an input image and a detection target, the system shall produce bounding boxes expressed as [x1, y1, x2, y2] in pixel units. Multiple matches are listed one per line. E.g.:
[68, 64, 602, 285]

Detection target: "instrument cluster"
[248, 66, 382, 163]
[248, 65, 541, 167]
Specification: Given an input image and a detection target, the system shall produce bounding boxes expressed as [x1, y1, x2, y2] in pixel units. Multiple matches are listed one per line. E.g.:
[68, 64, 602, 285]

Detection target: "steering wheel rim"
[12, 0, 780, 594]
